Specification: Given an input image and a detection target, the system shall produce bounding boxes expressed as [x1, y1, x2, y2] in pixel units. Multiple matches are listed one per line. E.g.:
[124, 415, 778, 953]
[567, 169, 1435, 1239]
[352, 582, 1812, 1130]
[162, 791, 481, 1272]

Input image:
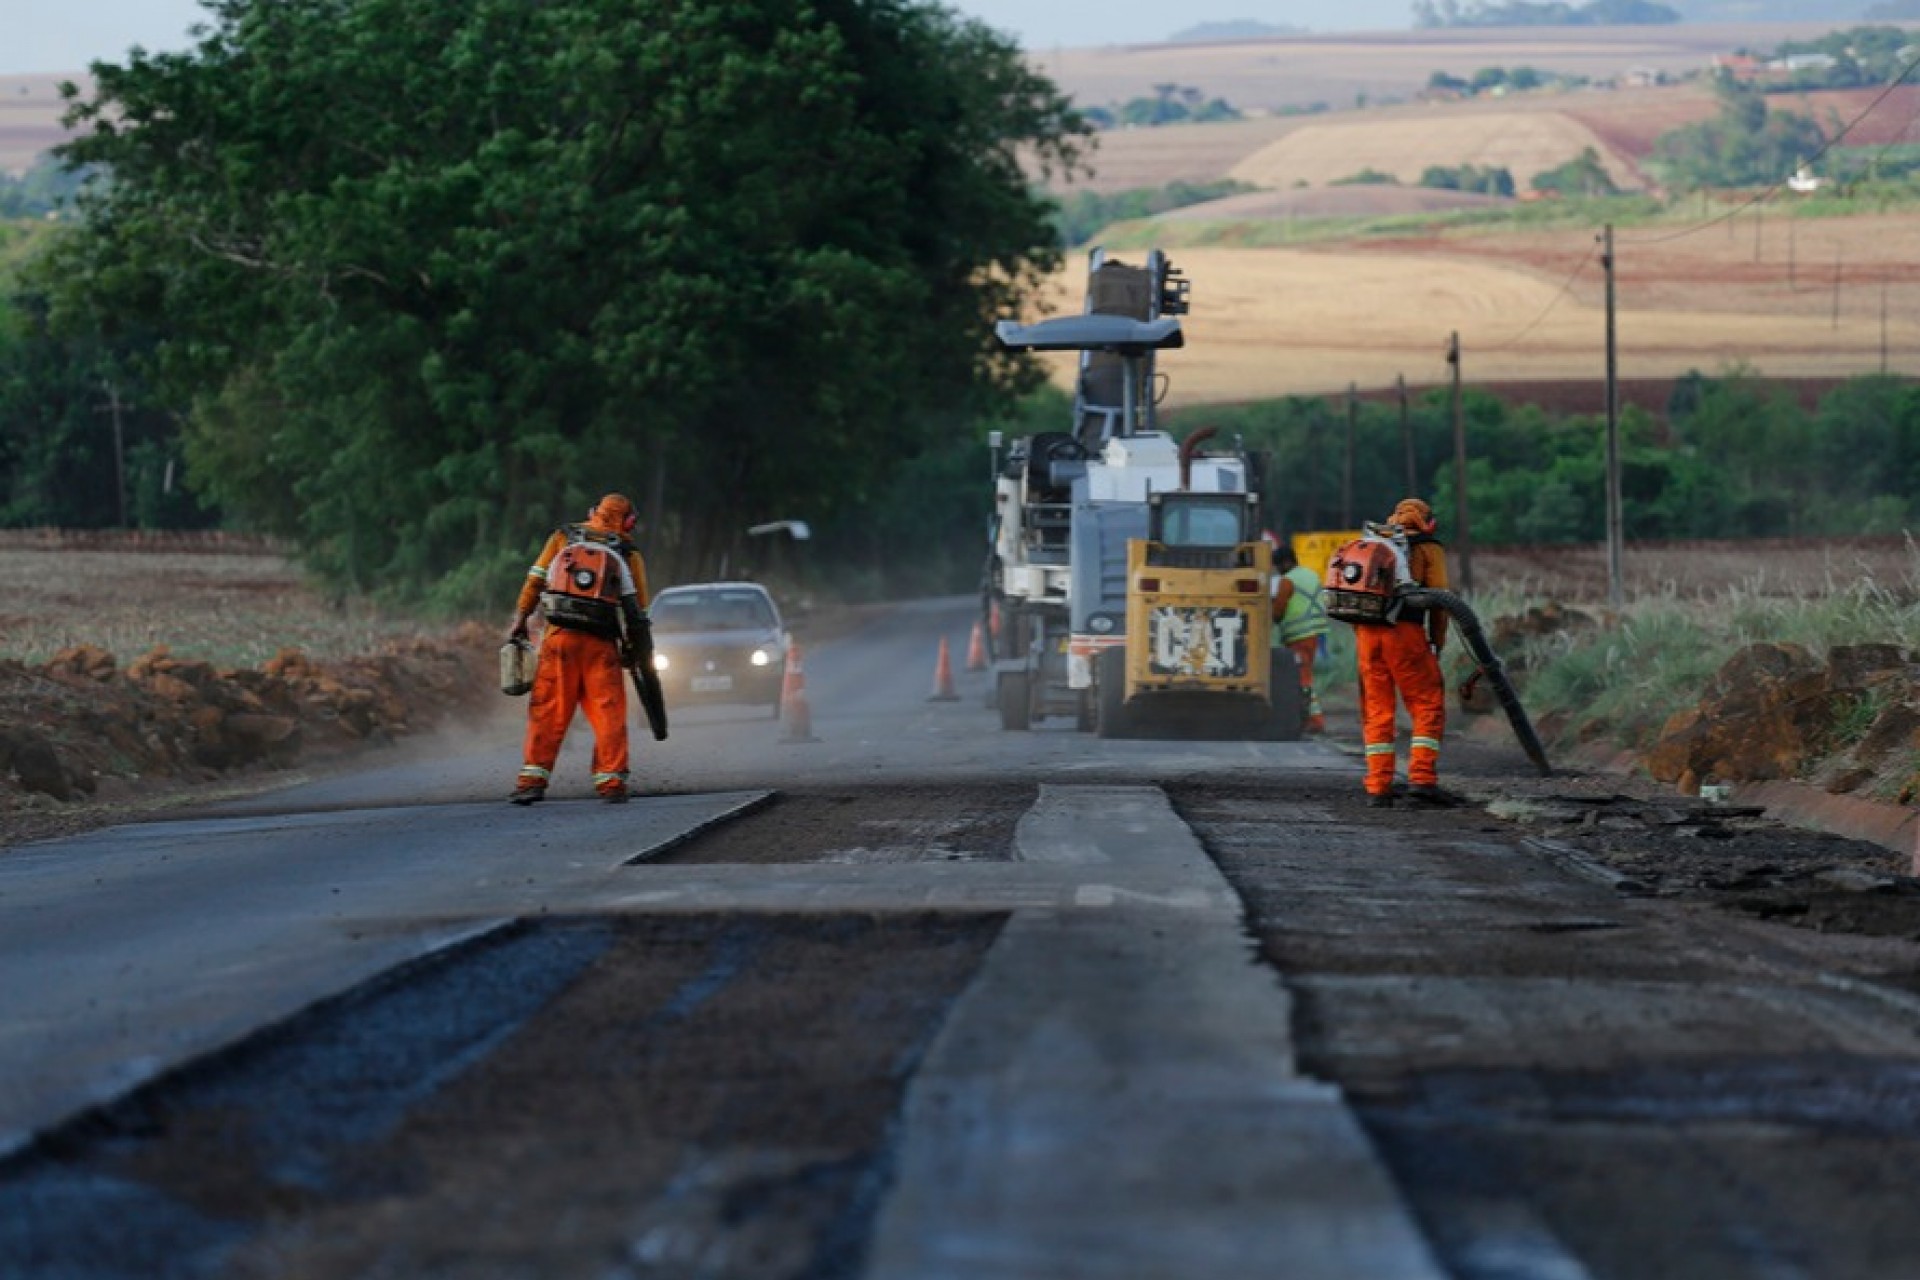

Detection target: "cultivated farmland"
[1021, 207, 1920, 403]
[1029, 29, 1920, 403]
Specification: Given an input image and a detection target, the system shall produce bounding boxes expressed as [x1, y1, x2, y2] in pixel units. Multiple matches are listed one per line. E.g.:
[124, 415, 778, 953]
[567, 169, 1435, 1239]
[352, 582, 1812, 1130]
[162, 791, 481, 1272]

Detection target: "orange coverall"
[511, 509, 650, 799]
[1357, 535, 1449, 798]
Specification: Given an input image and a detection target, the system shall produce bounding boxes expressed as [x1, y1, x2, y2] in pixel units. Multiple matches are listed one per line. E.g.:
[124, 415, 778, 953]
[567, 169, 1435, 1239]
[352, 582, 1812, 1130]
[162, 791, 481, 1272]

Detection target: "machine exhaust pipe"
[1178, 426, 1217, 491]
[1401, 587, 1552, 777]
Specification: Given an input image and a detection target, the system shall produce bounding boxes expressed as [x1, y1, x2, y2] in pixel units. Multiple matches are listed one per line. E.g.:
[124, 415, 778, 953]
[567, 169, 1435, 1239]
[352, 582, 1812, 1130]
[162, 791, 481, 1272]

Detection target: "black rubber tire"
[1263, 648, 1306, 741]
[1094, 647, 1130, 739]
[998, 670, 1032, 731]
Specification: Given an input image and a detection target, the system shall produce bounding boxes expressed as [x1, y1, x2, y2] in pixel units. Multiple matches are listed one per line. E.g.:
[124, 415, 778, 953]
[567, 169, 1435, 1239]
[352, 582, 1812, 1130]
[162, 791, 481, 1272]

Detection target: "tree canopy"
[37, 0, 1087, 605]
[1413, 0, 1679, 27]
[1648, 75, 1826, 192]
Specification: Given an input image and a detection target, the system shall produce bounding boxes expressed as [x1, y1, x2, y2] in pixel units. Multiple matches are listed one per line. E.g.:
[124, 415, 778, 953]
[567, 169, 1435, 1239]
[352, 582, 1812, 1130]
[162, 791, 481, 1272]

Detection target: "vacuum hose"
[1401, 588, 1552, 777]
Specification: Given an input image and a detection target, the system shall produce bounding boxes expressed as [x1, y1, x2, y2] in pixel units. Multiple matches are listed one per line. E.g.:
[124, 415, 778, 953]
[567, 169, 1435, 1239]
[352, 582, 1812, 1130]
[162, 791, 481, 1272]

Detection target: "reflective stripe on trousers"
[519, 626, 630, 786]
[1356, 619, 1446, 795]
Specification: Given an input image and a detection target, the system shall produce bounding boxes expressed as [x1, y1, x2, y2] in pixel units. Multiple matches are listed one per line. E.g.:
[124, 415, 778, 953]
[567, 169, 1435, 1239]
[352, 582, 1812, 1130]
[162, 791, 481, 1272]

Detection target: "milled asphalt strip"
[860, 783, 1445, 1280]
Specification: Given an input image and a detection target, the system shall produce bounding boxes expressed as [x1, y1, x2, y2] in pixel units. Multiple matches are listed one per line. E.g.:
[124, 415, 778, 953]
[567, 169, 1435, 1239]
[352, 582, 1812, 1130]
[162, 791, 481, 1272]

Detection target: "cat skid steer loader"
[1092, 433, 1304, 741]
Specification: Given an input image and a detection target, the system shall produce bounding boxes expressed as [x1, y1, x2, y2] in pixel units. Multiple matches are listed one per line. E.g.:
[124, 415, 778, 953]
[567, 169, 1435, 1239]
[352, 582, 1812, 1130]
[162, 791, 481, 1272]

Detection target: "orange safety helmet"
[588, 493, 638, 535]
[1390, 497, 1437, 535]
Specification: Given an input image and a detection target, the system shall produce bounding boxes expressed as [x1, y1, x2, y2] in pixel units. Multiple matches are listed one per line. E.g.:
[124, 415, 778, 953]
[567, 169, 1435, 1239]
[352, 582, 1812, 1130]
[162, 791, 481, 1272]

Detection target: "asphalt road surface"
[5, 595, 1920, 1278]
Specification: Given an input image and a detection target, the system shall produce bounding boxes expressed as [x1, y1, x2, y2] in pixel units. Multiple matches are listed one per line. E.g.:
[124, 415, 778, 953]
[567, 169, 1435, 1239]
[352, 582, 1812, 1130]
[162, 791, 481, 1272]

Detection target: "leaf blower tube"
[1400, 587, 1551, 777]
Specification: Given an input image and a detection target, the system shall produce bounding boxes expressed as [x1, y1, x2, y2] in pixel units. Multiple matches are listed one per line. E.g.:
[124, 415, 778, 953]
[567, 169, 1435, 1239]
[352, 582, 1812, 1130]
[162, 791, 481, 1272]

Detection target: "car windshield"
[651, 590, 777, 632]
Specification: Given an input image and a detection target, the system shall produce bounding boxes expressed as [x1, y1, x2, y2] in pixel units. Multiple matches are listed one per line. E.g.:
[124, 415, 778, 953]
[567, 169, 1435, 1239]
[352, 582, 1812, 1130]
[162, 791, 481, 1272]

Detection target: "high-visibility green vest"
[1276, 564, 1330, 645]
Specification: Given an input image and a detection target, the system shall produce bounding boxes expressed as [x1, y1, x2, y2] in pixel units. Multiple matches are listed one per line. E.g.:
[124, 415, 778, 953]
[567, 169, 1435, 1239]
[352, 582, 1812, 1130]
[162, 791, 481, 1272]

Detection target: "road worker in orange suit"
[506, 493, 652, 805]
[1358, 497, 1455, 808]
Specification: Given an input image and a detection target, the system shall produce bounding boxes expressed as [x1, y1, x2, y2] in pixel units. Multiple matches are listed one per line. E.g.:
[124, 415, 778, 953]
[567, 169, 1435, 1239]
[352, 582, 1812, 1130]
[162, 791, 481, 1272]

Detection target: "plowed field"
[1032, 210, 1920, 400]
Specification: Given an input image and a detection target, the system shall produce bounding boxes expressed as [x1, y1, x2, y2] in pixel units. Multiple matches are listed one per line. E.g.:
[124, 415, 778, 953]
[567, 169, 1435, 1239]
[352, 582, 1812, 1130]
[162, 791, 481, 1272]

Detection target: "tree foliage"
[1193, 369, 1920, 548]
[1052, 180, 1257, 246]
[1648, 76, 1827, 191]
[38, 0, 1087, 606]
[1080, 85, 1244, 131]
[1413, 0, 1678, 27]
[1763, 25, 1918, 91]
[1531, 147, 1619, 197]
[0, 155, 95, 220]
[1419, 163, 1516, 197]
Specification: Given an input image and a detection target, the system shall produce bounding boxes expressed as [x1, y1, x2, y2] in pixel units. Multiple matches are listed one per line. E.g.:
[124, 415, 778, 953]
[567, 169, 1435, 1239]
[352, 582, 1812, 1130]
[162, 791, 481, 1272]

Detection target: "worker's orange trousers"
[1356, 620, 1445, 796]
[517, 626, 629, 792]
[1287, 637, 1325, 725]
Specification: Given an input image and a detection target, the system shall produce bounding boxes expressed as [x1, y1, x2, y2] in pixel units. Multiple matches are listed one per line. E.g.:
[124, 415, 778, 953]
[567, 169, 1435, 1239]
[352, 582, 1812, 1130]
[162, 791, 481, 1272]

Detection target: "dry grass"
[0, 546, 449, 668]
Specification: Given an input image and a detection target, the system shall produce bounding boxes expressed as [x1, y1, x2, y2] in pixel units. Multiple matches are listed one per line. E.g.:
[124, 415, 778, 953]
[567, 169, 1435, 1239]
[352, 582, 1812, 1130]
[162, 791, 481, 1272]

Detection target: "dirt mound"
[0, 626, 497, 834]
[1645, 641, 1920, 804]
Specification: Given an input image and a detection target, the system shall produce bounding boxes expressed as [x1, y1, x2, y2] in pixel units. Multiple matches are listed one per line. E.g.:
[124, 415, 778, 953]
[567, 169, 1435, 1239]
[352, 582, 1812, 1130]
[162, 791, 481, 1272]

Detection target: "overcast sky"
[3, 1, 1418, 75]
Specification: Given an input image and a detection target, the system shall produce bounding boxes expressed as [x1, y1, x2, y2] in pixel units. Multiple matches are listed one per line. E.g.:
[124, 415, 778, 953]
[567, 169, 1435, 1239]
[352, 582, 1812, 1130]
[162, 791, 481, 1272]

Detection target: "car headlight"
[749, 647, 772, 667]
[1088, 614, 1117, 634]
[651, 653, 670, 672]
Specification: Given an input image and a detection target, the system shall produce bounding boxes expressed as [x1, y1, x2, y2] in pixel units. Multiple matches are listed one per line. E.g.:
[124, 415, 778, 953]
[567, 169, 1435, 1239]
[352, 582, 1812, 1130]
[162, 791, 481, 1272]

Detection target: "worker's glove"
[507, 616, 530, 645]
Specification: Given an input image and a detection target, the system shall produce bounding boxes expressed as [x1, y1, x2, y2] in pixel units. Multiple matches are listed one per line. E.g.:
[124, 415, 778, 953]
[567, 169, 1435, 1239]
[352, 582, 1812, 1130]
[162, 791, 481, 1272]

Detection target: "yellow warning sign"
[1291, 530, 1360, 580]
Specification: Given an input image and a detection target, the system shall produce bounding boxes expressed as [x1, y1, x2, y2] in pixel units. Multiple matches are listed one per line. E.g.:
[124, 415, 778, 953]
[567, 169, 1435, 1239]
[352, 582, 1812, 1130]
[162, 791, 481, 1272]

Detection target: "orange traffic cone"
[779, 642, 819, 743]
[965, 619, 988, 672]
[928, 635, 960, 702]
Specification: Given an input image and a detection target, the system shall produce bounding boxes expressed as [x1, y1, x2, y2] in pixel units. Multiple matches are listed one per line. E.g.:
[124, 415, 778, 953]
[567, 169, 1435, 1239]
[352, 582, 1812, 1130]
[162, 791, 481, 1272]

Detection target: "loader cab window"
[1158, 499, 1244, 549]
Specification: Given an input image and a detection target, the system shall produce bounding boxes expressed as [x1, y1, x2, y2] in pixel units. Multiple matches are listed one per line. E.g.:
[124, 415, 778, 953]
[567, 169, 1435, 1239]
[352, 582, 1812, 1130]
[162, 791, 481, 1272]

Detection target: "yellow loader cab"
[1095, 489, 1305, 740]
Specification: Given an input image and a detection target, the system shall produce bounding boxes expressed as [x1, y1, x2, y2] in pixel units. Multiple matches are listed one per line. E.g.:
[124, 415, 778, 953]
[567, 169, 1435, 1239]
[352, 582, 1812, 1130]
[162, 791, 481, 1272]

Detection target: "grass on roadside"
[1489, 558, 1920, 752]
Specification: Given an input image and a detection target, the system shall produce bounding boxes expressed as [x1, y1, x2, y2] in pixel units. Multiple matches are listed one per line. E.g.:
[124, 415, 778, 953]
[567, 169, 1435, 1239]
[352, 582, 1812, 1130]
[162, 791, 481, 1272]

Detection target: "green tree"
[1419, 163, 1515, 196]
[1649, 76, 1827, 191]
[1053, 179, 1256, 247]
[42, 0, 1087, 606]
[1531, 146, 1619, 197]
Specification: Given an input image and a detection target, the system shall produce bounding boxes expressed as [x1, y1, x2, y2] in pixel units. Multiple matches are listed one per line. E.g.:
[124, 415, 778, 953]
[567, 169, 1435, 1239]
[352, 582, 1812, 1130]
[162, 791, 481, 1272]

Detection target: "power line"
[1484, 241, 1599, 350]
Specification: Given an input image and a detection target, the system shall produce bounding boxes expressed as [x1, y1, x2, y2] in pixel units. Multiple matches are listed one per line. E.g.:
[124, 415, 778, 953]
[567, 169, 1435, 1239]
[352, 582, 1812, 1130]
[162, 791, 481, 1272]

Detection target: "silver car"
[647, 581, 790, 716]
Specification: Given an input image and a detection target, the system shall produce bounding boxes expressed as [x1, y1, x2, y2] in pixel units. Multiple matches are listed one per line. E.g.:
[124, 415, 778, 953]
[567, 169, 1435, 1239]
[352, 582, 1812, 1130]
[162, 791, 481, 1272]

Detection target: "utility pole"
[1343, 382, 1357, 529]
[1398, 373, 1415, 497]
[1602, 224, 1623, 611]
[1832, 244, 1843, 330]
[1445, 331, 1472, 596]
[1304, 407, 1322, 532]
[96, 380, 129, 528]
[1881, 275, 1890, 375]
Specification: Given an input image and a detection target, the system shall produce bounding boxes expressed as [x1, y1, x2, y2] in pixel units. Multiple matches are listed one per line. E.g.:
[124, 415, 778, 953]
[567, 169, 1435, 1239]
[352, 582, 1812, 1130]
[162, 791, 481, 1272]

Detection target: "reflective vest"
[1276, 564, 1331, 645]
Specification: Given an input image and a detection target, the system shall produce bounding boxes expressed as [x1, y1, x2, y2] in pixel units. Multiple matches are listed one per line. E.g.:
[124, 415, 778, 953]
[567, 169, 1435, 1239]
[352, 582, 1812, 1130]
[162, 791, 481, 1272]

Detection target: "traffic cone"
[928, 635, 960, 702]
[965, 619, 988, 672]
[779, 642, 819, 743]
